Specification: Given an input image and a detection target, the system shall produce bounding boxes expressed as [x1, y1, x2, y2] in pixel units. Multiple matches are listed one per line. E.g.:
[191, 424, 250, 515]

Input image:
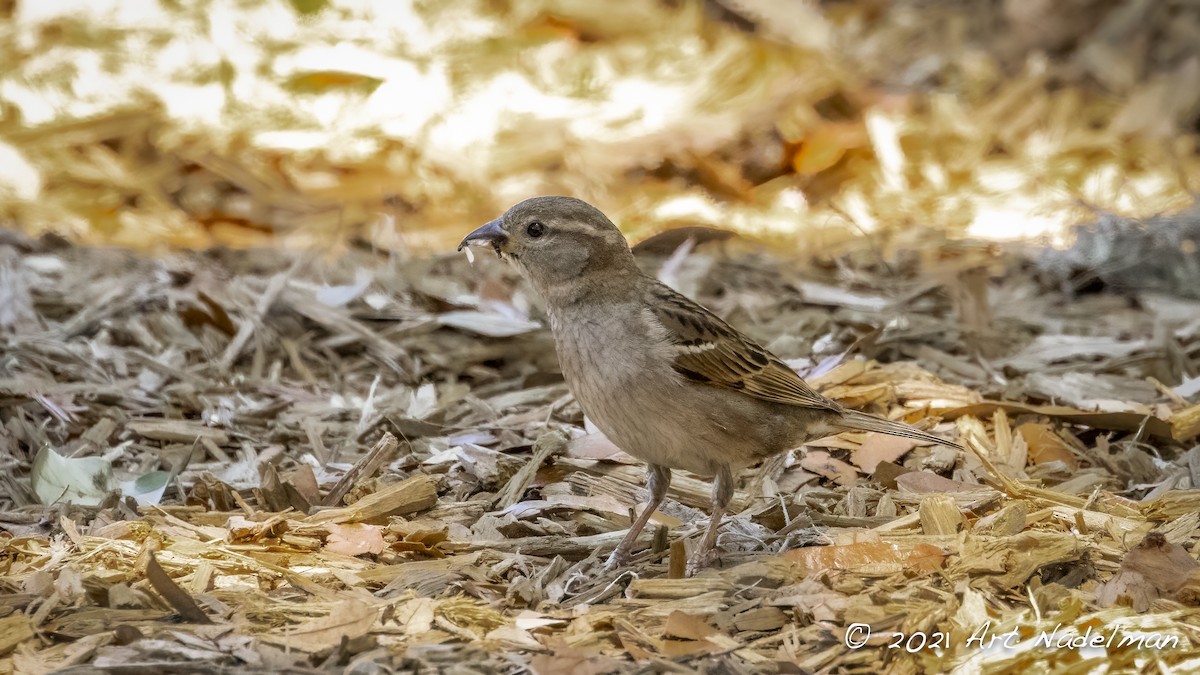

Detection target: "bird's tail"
[836, 409, 962, 449]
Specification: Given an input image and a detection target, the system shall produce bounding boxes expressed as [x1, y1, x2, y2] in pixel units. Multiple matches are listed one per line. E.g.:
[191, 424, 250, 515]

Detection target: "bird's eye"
[526, 221, 546, 238]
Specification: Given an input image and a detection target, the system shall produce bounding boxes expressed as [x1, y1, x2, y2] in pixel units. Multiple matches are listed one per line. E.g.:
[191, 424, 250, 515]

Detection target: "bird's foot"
[685, 545, 718, 577]
[603, 547, 631, 572]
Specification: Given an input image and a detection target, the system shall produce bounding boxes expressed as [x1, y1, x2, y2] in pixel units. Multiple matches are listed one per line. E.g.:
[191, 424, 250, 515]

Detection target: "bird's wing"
[646, 282, 843, 413]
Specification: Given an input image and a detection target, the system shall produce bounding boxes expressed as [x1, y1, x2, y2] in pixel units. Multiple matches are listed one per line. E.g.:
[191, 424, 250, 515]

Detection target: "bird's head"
[458, 196, 637, 299]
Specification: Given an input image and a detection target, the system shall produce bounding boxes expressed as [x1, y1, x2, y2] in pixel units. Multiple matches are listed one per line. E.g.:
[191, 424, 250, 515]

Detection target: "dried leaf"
[145, 552, 211, 624]
[266, 598, 378, 652]
[566, 432, 638, 463]
[31, 447, 114, 506]
[662, 611, 718, 641]
[1017, 423, 1079, 468]
[896, 471, 987, 495]
[1120, 532, 1200, 595]
[799, 451, 858, 486]
[850, 434, 917, 473]
[324, 523, 386, 556]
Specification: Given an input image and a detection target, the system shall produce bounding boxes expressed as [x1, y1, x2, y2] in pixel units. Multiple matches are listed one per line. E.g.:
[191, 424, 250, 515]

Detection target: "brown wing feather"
[646, 282, 843, 413]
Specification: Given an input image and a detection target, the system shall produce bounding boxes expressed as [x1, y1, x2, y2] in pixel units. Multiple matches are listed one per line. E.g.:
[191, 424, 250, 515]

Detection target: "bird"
[459, 196, 962, 575]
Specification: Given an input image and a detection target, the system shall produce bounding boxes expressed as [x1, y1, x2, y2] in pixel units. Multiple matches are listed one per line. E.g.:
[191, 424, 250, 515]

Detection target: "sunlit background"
[1, 0, 1197, 253]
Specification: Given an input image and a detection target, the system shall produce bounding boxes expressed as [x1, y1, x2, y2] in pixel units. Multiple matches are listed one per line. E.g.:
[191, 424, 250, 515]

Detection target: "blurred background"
[1, 0, 1198, 256]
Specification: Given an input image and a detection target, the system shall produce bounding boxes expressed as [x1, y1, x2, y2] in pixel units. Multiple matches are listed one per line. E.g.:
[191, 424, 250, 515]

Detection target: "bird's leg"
[687, 465, 733, 576]
[604, 464, 671, 570]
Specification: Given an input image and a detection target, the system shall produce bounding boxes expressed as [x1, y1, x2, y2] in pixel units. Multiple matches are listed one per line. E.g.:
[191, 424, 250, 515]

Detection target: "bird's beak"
[458, 218, 507, 255]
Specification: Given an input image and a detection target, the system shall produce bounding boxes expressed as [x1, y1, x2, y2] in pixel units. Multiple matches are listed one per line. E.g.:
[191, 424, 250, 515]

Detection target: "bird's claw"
[685, 546, 718, 577]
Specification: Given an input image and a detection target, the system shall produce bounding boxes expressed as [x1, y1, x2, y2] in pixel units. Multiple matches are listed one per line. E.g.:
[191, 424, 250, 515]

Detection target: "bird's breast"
[549, 306, 670, 397]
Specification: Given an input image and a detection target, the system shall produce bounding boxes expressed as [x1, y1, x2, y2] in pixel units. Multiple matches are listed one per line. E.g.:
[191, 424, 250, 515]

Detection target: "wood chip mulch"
[2, 232, 1200, 673]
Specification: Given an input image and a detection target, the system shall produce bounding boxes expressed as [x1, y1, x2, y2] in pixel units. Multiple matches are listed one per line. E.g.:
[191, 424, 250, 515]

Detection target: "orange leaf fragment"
[325, 522, 386, 556]
[1017, 423, 1079, 468]
[662, 611, 718, 641]
[851, 433, 917, 473]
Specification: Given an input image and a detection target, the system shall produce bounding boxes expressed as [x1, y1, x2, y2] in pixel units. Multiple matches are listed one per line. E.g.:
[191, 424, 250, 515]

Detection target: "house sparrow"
[460, 196, 962, 575]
